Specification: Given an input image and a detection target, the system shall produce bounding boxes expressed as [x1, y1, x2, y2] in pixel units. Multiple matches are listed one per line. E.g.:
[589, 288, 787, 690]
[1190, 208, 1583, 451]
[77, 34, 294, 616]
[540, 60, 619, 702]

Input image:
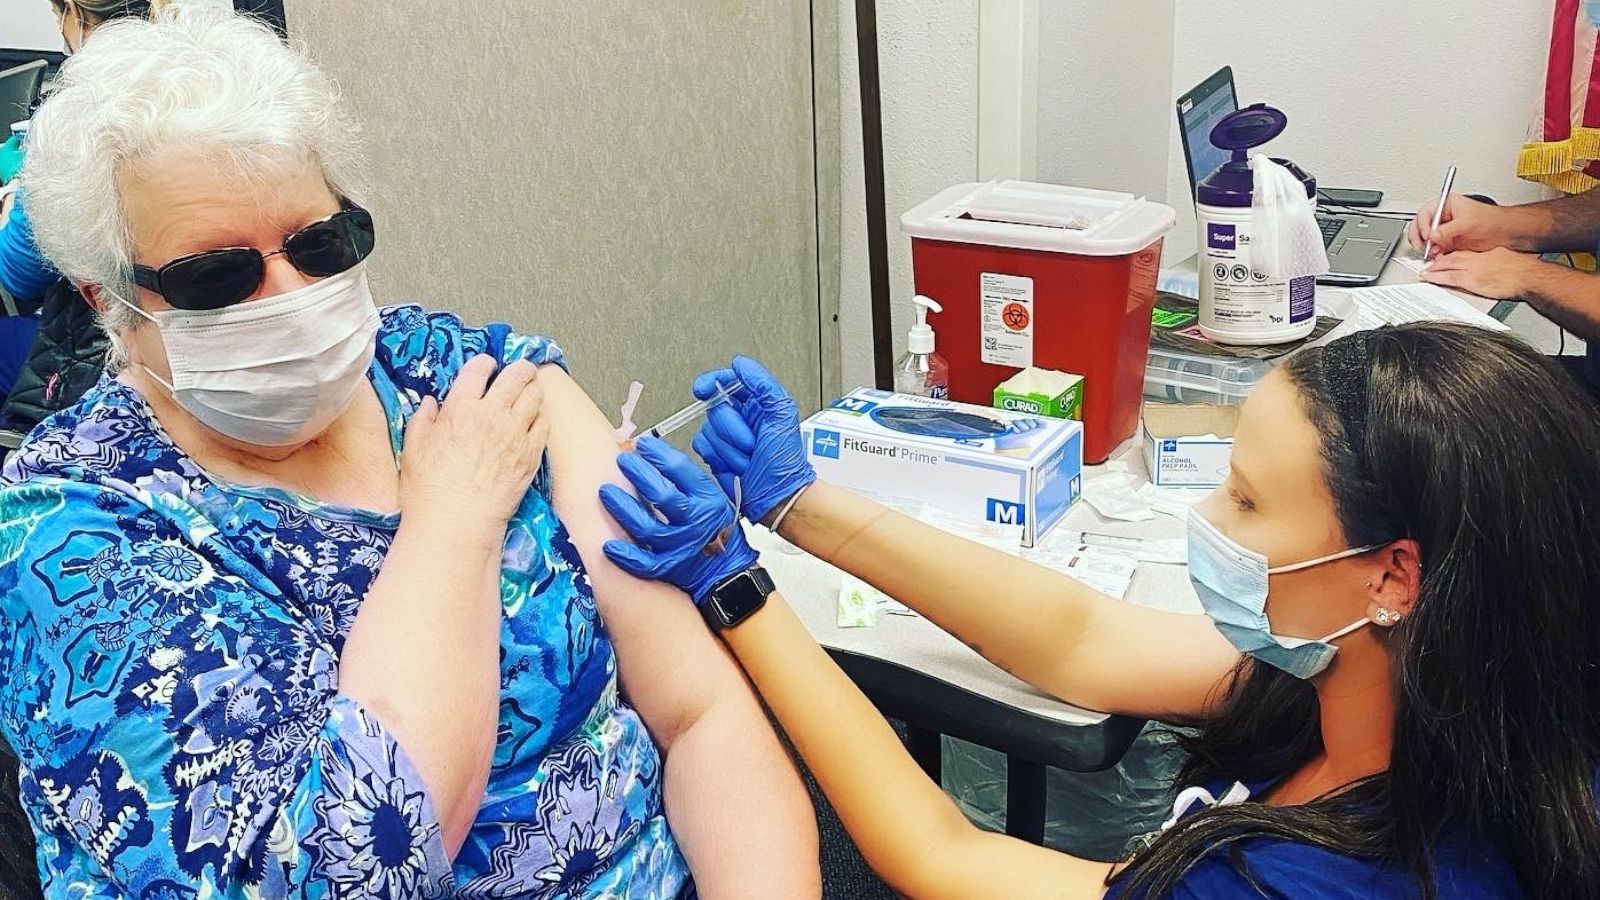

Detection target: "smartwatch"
[700, 566, 775, 631]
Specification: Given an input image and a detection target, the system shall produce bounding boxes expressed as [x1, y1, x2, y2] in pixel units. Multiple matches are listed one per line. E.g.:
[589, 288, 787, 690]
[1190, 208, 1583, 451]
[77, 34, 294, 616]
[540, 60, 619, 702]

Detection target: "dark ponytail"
[1113, 324, 1600, 898]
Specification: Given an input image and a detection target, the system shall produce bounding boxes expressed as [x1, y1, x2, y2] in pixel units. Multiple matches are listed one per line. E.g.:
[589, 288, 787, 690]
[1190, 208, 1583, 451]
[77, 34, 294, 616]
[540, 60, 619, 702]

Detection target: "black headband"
[1319, 335, 1372, 459]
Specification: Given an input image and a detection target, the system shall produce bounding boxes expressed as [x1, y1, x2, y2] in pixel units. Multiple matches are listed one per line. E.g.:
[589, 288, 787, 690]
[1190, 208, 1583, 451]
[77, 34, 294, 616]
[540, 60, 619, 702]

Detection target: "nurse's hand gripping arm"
[691, 358, 1241, 721]
[602, 440, 1116, 900]
[536, 366, 820, 899]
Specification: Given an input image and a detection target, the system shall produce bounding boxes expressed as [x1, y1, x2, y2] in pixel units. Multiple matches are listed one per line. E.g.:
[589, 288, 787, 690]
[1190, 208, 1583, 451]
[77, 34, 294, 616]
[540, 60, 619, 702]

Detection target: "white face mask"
[115, 264, 380, 447]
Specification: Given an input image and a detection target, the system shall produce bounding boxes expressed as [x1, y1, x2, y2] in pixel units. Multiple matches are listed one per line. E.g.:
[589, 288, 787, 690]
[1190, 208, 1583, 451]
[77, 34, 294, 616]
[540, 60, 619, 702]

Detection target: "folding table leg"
[1005, 755, 1047, 844]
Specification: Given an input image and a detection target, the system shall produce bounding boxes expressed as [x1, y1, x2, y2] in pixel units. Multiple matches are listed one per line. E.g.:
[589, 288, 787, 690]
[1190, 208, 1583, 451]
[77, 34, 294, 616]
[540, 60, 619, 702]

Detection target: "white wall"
[1034, 1, 1176, 202]
[833, 0, 1555, 386]
[838, 0, 979, 389]
[2, 0, 65, 52]
[1161, 1, 1550, 260]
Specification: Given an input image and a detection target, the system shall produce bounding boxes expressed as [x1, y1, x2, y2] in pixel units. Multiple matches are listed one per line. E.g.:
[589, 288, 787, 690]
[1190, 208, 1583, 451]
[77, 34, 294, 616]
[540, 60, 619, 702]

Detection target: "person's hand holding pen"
[1408, 193, 1536, 259]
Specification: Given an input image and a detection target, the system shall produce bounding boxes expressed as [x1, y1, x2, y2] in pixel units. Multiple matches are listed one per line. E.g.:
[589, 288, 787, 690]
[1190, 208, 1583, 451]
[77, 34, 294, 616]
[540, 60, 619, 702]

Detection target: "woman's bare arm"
[779, 483, 1240, 720]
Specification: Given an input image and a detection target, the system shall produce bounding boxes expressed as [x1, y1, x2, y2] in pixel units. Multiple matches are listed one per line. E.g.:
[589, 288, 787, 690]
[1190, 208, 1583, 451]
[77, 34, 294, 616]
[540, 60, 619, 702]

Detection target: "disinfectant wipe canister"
[1196, 104, 1330, 345]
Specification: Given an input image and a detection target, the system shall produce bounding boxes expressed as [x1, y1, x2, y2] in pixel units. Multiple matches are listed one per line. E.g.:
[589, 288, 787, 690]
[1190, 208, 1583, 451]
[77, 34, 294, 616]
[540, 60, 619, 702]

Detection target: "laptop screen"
[1177, 68, 1239, 199]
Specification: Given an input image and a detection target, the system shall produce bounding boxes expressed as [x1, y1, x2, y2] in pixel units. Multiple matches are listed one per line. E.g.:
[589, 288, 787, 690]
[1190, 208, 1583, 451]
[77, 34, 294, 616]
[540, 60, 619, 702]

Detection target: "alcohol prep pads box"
[802, 389, 1083, 547]
[1143, 403, 1238, 488]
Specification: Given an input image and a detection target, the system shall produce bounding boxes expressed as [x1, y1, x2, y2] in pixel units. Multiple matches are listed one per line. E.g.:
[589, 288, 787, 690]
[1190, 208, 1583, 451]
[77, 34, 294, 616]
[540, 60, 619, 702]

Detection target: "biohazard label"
[980, 273, 1034, 367]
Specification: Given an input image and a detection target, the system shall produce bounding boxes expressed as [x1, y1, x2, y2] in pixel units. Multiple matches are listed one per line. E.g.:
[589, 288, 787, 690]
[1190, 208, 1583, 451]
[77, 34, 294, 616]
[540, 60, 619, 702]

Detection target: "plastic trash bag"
[942, 724, 1187, 863]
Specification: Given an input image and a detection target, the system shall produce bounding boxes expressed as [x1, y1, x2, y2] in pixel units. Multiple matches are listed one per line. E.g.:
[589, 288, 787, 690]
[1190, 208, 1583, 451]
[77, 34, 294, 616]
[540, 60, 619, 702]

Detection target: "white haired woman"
[0, 4, 818, 897]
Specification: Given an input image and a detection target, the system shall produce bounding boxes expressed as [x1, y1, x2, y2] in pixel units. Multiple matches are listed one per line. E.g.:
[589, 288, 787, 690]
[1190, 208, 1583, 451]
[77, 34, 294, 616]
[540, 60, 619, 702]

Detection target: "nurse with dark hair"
[605, 324, 1600, 899]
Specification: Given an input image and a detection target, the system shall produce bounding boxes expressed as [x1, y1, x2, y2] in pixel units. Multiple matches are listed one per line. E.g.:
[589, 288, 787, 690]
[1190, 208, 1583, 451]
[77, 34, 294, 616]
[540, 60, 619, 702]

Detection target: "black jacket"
[2, 278, 107, 431]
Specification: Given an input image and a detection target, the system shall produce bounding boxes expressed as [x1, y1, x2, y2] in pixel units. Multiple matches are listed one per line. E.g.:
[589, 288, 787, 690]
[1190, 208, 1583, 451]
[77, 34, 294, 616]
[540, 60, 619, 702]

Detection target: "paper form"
[1390, 254, 1429, 275]
[1340, 283, 1508, 332]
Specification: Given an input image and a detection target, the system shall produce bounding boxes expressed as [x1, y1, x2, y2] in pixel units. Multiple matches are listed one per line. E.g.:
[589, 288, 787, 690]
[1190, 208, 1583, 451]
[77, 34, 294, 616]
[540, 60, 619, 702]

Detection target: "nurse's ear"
[1365, 539, 1422, 628]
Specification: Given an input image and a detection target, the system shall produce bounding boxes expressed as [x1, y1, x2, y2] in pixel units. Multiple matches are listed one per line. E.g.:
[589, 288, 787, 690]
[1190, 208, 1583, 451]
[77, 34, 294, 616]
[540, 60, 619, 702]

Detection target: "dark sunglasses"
[131, 203, 376, 311]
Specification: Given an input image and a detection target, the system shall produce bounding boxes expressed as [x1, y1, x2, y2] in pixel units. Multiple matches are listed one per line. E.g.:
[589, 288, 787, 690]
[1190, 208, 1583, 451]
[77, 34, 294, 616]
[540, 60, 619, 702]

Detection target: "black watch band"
[700, 566, 775, 631]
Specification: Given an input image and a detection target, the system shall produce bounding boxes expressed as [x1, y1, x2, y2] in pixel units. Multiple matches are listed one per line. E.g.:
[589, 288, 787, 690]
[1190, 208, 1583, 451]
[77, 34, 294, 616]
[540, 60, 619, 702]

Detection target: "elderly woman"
[0, 5, 818, 897]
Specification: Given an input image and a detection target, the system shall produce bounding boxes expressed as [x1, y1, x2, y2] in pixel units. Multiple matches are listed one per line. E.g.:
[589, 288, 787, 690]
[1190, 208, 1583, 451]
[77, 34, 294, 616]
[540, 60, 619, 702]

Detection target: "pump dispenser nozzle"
[895, 295, 949, 398]
[908, 295, 942, 354]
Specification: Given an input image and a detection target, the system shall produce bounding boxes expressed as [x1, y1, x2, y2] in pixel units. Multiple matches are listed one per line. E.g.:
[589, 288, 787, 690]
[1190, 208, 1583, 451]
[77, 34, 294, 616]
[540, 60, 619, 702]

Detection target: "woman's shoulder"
[373, 304, 567, 399]
[2, 377, 172, 488]
[1112, 778, 1525, 899]
[1119, 830, 1524, 900]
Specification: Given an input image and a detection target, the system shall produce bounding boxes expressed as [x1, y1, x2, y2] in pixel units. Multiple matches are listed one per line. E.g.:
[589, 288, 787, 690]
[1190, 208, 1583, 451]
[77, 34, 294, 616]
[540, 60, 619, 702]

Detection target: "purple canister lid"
[1196, 104, 1315, 207]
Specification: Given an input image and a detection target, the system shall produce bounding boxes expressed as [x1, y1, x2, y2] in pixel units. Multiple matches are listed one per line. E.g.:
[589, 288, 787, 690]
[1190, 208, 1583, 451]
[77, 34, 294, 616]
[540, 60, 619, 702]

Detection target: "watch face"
[705, 567, 773, 629]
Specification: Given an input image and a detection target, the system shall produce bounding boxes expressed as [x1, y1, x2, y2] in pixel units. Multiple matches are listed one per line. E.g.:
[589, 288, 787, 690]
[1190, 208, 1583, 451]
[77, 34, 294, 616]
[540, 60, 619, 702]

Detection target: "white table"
[759, 443, 1195, 843]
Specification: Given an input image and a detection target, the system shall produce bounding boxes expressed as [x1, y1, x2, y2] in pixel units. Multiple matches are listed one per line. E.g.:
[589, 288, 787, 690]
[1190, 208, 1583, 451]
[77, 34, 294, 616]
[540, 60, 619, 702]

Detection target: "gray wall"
[284, 1, 838, 425]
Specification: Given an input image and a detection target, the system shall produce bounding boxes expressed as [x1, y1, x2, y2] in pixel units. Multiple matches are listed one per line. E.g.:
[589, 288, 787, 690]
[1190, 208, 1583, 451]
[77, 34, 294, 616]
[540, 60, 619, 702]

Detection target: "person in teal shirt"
[0, 188, 56, 305]
[0, 132, 22, 183]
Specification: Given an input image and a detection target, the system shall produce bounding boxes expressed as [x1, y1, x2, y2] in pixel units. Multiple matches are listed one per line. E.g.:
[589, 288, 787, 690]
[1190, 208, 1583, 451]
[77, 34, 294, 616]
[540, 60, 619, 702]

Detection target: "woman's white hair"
[22, 1, 369, 334]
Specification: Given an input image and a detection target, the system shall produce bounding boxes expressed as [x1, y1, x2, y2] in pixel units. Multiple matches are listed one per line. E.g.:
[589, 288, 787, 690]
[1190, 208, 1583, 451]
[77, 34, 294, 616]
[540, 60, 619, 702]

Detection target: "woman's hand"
[600, 436, 759, 603]
[691, 356, 816, 525]
[400, 354, 548, 541]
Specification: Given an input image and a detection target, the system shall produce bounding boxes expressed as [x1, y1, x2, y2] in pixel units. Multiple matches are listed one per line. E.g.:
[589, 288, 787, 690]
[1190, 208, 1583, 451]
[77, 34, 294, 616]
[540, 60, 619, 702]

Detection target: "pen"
[1422, 165, 1458, 263]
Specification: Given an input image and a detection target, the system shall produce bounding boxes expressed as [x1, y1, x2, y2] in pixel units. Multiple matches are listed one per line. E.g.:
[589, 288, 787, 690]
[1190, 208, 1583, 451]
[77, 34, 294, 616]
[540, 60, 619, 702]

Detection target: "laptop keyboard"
[1319, 216, 1346, 247]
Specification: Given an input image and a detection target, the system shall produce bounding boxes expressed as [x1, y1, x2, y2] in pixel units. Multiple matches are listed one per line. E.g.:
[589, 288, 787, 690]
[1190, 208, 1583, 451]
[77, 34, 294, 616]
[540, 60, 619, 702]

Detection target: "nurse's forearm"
[777, 483, 1106, 693]
[723, 594, 1112, 899]
[774, 483, 1236, 719]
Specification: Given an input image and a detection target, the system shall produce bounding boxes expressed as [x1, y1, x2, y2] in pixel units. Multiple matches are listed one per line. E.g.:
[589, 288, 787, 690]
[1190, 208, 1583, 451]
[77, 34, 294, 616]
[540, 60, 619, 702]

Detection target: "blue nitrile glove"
[600, 436, 760, 604]
[690, 356, 816, 524]
[0, 135, 22, 185]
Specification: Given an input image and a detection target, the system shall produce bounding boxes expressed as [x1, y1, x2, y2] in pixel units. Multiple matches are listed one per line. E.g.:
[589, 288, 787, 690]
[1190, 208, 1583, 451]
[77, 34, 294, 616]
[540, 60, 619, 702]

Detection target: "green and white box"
[993, 367, 1085, 420]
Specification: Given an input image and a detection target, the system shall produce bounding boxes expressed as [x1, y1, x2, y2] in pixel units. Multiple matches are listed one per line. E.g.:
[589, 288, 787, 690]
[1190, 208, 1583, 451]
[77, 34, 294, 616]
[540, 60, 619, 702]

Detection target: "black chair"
[0, 740, 41, 899]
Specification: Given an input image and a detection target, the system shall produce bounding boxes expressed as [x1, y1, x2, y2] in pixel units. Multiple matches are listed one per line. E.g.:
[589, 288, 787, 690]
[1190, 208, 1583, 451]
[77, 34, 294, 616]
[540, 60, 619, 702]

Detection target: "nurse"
[602, 323, 1600, 898]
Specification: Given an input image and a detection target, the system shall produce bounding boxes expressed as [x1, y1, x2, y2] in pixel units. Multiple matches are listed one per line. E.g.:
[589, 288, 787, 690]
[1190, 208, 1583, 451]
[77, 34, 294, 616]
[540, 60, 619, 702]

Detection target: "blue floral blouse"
[0, 306, 692, 898]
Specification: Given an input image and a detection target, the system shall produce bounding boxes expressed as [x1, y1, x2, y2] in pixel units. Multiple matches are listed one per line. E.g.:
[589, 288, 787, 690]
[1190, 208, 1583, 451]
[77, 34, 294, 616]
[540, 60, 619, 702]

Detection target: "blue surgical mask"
[1188, 509, 1380, 679]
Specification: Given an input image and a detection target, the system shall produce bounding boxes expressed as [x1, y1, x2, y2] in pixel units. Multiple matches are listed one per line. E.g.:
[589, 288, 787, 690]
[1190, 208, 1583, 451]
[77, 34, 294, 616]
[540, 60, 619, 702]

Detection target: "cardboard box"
[993, 367, 1085, 420]
[1143, 403, 1239, 488]
[802, 388, 1083, 547]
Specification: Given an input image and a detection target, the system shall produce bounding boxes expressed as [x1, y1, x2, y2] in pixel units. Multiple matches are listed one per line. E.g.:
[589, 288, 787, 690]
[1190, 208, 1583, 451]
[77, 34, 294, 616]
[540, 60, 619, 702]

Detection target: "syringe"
[643, 380, 745, 441]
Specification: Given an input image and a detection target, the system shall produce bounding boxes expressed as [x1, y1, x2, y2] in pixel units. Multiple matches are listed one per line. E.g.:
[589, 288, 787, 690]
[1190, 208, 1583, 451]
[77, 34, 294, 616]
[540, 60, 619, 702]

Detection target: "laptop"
[1177, 67, 1403, 286]
[0, 60, 47, 132]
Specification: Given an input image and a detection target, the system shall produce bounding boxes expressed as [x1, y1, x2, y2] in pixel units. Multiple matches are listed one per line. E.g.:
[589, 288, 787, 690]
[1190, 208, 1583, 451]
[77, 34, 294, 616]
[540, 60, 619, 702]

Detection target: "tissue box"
[1143, 403, 1238, 488]
[994, 367, 1085, 420]
[803, 388, 1083, 547]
